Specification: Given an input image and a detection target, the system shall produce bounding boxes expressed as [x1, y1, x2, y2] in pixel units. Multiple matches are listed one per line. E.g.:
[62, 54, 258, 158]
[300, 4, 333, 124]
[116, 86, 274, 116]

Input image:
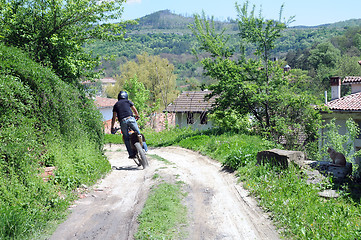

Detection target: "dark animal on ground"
[327, 147, 346, 167]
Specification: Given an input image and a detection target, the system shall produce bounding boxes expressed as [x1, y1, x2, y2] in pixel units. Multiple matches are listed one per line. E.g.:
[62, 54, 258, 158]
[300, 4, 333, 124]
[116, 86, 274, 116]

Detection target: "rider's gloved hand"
[111, 128, 116, 134]
[135, 115, 140, 120]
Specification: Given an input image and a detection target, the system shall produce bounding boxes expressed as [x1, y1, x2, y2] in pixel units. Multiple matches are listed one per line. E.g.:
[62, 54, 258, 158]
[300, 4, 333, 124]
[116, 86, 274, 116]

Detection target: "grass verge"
[240, 163, 361, 239]
[134, 181, 187, 240]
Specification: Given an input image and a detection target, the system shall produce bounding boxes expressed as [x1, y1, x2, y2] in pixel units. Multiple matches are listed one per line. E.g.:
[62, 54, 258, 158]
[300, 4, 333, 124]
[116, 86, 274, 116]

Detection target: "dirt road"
[50, 144, 280, 240]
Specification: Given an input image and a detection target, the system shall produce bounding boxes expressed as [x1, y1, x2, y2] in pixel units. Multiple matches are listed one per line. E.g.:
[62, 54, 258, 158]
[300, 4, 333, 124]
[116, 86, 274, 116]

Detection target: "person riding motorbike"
[111, 91, 142, 159]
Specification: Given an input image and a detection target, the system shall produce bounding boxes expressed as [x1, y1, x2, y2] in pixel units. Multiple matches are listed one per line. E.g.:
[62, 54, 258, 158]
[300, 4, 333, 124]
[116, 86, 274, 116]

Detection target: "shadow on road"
[112, 165, 141, 171]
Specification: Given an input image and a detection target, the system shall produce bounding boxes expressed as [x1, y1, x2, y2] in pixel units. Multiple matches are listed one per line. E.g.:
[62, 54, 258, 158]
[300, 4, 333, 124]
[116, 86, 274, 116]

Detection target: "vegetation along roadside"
[138, 127, 361, 239]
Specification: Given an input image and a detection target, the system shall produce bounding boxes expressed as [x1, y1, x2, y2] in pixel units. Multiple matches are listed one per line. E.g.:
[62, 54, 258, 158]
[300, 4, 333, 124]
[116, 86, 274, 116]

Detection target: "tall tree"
[107, 53, 179, 109]
[123, 76, 152, 128]
[0, 0, 134, 85]
[190, 1, 320, 148]
[308, 42, 341, 70]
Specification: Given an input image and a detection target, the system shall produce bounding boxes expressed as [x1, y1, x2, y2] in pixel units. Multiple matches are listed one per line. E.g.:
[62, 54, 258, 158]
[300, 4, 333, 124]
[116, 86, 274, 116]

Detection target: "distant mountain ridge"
[291, 18, 361, 29]
[133, 10, 194, 29]
[128, 9, 361, 32]
[127, 9, 236, 33]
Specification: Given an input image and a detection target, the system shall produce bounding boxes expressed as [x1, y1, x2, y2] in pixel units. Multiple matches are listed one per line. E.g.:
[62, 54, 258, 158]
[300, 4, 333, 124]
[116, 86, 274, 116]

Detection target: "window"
[187, 112, 194, 124]
[200, 112, 208, 125]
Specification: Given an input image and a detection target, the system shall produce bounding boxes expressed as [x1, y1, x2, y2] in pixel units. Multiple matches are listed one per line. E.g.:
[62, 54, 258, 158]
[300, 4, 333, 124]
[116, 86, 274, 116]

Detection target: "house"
[95, 96, 118, 121]
[94, 96, 118, 133]
[321, 76, 361, 152]
[164, 90, 215, 130]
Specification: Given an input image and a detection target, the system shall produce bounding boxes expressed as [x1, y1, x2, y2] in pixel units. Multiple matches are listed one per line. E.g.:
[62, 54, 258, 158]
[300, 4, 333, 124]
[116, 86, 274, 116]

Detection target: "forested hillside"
[87, 10, 361, 92]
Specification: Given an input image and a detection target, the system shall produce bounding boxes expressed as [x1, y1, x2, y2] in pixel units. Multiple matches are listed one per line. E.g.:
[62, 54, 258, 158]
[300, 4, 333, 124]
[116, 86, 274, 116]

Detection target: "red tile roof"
[343, 76, 361, 85]
[326, 92, 361, 112]
[95, 96, 117, 108]
[165, 91, 215, 113]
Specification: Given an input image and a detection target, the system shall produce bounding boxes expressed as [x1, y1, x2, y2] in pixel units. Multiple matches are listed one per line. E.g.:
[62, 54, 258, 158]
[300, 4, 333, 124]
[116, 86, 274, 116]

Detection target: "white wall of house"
[175, 112, 213, 131]
[99, 107, 114, 121]
[321, 112, 361, 152]
[352, 85, 361, 94]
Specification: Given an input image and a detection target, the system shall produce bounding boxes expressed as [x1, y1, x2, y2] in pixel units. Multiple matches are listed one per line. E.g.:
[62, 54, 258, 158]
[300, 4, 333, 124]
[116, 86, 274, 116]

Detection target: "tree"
[335, 55, 361, 77]
[331, 26, 361, 56]
[190, 1, 321, 148]
[107, 53, 179, 109]
[0, 0, 134, 85]
[123, 76, 152, 128]
[308, 42, 341, 70]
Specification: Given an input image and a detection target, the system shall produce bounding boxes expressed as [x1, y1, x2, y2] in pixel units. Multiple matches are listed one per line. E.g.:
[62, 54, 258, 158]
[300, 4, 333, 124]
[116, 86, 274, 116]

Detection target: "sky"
[122, 0, 361, 27]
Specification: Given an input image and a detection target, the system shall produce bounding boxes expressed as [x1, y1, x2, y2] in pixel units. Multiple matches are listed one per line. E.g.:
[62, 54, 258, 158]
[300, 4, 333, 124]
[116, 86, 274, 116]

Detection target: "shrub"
[143, 127, 197, 147]
[0, 43, 110, 239]
[142, 127, 277, 171]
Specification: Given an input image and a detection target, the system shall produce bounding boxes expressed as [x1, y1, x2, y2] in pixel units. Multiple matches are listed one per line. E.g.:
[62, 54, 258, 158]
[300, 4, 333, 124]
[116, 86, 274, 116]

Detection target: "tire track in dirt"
[151, 147, 280, 240]
[50, 144, 156, 240]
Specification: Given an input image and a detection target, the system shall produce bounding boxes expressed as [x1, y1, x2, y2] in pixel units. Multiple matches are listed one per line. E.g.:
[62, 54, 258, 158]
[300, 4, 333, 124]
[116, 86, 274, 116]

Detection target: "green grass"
[137, 127, 361, 240]
[142, 127, 278, 170]
[142, 127, 199, 147]
[104, 133, 124, 144]
[149, 154, 172, 165]
[134, 182, 187, 240]
[239, 164, 361, 239]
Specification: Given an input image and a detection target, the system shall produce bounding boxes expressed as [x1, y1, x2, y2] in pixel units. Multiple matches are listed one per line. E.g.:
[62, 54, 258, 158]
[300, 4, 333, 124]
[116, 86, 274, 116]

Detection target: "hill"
[128, 9, 361, 33]
[127, 9, 361, 34]
[87, 10, 361, 88]
[128, 10, 195, 33]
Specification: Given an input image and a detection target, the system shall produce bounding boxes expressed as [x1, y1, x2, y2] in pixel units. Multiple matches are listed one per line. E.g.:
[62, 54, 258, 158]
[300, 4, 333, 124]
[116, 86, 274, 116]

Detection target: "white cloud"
[126, 0, 141, 4]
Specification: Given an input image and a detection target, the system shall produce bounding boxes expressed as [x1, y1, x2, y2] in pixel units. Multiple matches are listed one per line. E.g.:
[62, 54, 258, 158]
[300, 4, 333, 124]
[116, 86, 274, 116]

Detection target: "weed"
[149, 154, 172, 165]
[152, 174, 160, 180]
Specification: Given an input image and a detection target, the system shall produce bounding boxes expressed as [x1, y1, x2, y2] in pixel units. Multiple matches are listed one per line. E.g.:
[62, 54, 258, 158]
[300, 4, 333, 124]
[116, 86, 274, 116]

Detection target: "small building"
[321, 76, 361, 152]
[164, 91, 215, 131]
[94, 96, 118, 133]
[94, 96, 118, 121]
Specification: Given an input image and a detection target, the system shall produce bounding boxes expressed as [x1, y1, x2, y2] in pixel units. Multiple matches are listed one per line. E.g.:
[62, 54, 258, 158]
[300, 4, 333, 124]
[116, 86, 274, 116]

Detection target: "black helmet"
[118, 91, 128, 100]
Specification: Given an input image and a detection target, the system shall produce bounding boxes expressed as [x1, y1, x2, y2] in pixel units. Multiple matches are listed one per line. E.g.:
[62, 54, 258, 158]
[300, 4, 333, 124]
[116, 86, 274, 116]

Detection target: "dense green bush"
[177, 133, 277, 170]
[0, 44, 110, 239]
[142, 127, 199, 147]
[141, 127, 277, 170]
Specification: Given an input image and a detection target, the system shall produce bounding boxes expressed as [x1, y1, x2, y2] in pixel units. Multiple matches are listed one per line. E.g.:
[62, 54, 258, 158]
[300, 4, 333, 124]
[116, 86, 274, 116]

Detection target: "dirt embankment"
[50, 144, 280, 240]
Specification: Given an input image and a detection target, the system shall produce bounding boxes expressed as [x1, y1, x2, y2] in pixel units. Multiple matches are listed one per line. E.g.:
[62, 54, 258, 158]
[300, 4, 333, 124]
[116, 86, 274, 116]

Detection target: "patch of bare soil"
[49, 144, 280, 240]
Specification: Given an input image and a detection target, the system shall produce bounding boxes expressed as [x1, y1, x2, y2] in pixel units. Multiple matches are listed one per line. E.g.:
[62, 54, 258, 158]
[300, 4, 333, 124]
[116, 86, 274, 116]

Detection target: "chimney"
[330, 76, 341, 100]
